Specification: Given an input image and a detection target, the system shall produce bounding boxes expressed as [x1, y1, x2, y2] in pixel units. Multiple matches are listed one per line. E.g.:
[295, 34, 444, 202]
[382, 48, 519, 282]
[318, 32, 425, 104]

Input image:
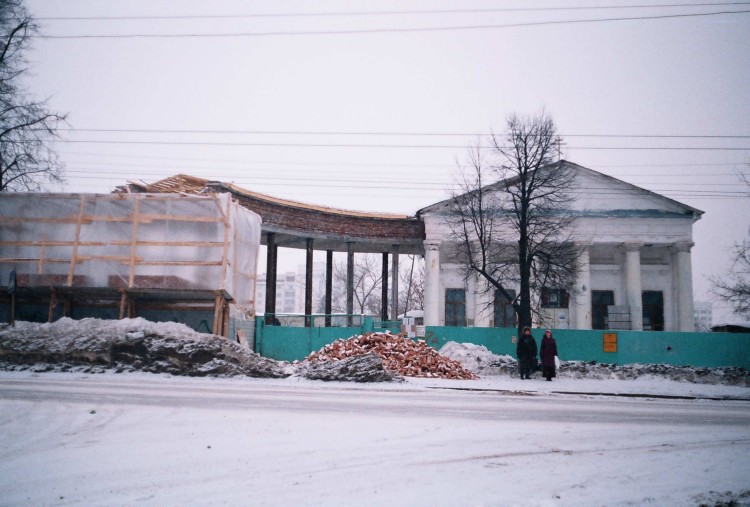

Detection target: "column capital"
[424, 240, 441, 252]
[622, 241, 643, 253]
[671, 241, 695, 253]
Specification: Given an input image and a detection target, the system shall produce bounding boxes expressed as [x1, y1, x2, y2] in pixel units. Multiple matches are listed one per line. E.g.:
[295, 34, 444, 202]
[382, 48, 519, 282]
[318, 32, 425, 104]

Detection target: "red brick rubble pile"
[306, 331, 477, 380]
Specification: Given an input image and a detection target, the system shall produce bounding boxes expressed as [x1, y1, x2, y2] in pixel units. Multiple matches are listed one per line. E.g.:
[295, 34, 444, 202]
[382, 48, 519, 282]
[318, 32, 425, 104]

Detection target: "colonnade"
[263, 233, 404, 326]
[422, 240, 696, 331]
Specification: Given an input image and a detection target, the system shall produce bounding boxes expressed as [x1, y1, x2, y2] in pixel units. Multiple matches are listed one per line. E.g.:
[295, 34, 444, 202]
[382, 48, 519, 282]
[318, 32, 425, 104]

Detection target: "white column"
[574, 245, 592, 330]
[674, 241, 696, 331]
[624, 242, 643, 331]
[423, 241, 441, 326]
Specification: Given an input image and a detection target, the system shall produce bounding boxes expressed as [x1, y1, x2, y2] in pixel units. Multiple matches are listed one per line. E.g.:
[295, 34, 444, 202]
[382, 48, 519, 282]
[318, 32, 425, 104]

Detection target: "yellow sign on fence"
[603, 333, 618, 353]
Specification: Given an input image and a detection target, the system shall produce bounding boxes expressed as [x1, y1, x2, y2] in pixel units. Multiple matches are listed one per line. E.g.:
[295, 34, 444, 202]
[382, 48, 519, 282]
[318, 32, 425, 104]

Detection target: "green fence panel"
[255, 316, 377, 362]
[422, 327, 518, 356]
[311, 327, 366, 357]
[255, 316, 750, 369]
[257, 325, 311, 363]
[424, 327, 750, 369]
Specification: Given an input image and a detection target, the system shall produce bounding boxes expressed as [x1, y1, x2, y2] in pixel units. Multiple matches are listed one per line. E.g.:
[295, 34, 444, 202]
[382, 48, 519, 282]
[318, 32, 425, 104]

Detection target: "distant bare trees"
[0, 0, 66, 192]
[332, 254, 383, 316]
[448, 111, 582, 332]
[712, 167, 750, 318]
[331, 253, 424, 318]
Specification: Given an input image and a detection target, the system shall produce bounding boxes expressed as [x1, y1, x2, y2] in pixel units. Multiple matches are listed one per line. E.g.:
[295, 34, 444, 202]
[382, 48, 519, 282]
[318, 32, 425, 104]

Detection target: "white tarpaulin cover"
[0, 192, 261, 313]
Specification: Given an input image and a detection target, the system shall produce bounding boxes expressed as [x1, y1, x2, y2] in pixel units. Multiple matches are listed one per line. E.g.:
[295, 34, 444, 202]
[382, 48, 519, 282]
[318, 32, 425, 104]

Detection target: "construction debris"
[306, 332, 477, 380]
[300, 353, 401, 383]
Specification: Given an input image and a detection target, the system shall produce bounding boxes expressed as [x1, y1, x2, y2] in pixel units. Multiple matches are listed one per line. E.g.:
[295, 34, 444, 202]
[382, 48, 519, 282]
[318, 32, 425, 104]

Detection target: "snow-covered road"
[1, 372, 749, 506]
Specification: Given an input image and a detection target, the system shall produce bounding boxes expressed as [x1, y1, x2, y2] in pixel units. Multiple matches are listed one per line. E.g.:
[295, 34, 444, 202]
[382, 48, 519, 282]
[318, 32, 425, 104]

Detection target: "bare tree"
[712, 167, 750, 318]
[448, 111, 581, 332]
[0, 0, 66, 192]
[331, 253, 383, 315]
[329, 253, 424, 319]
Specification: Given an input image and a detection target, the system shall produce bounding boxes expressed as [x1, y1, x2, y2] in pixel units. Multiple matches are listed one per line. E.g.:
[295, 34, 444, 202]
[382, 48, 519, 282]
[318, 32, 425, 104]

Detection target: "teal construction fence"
[255, 316, 750, 369]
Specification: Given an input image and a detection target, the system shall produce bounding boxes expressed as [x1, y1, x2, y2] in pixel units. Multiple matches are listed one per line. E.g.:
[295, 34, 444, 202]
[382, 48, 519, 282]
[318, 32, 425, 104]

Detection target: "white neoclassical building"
[417, 161, 703, 332]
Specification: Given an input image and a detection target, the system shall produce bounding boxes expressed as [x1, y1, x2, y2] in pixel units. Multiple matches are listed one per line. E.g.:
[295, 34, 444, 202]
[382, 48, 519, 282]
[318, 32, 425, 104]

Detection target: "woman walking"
[539, 329, 558, 381]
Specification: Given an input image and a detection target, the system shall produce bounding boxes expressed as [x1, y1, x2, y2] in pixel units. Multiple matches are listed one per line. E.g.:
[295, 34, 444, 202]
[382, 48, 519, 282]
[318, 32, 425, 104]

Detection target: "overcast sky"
[22, 1, 750, 319]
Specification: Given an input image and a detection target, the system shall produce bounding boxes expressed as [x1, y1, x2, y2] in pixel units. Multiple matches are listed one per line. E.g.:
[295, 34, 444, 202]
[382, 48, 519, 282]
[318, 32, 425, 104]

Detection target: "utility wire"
[59, 177, 750, 200]
[57, 128, 750, 139]
[60, 166, 748, 190]
[35, 3, 750, 21]
[55, 150, 750, 170]
[34, 9, 750, 39]
[49, 139, 750, 150]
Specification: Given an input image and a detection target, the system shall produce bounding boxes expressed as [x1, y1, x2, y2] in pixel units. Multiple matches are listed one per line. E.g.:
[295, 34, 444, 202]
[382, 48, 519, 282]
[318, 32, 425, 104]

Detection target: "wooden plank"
[131, 260, 223, 267]
[37, 239, 46, 275]
[232, 197, 239, 306]
[212, 292, 223, 335]
[222, 300, 230, 338]
[137, 214, 223, 223]
[128, 198, 141, 289]
[0, 240, 225, 248]
[67, 196, 86, 286]
[48, 288, 57, 322]
[220, 194, 232, 291]
[2, 214, 223, 225]
[119, 293, 127, 320]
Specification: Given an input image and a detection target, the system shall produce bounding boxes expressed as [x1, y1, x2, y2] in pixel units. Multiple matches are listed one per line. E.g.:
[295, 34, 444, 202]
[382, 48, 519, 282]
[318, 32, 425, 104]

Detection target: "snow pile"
[437, 341, 516, 375]
[307, 332, 477, 379]
[0, 318, 291, 378]
[439, 341, 750, 386]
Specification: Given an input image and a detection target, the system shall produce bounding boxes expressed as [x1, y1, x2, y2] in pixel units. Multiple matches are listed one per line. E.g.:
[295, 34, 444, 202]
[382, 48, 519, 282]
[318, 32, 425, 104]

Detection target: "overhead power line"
[35, 9, 750, 39]
[56, 150, 750, 170]
[57, 128, 750, 139]
[50, 139, 750, 151]
[59, 174, 750, 200]
[36, 3, 750, 21]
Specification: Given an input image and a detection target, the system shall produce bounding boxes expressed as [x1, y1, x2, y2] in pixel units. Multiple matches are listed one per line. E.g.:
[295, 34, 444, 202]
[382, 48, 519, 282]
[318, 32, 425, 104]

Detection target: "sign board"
[401, 317, 416, 338]
[603, 332, 618, 353]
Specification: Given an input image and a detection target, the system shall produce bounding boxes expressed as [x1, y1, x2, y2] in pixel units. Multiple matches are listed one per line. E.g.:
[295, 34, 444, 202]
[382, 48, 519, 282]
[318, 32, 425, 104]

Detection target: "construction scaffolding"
[0, 192, 261, 337]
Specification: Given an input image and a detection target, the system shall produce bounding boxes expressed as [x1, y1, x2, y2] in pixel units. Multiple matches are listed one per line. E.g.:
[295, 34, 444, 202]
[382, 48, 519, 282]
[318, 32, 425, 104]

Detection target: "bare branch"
[447, 111, 583, 331]
[0, 0, 66, 192]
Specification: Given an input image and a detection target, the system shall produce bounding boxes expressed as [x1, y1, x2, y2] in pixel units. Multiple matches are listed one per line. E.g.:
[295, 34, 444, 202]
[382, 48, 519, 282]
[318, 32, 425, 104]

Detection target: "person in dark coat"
[516, 326, 538, 379]
[539, 329, 558, 381]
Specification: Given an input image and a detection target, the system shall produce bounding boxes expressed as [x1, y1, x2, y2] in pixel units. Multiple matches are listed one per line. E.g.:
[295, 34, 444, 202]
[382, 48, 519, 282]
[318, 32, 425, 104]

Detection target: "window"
[541, 288, 569, 308]
[642, 291, 664, 331]
[592, 290, 615, 330]
[445, 289, 466, 327]
[494, 289, 516, 328]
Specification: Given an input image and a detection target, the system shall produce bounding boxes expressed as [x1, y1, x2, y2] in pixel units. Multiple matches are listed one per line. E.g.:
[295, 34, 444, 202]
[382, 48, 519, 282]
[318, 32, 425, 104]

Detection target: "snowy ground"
[1, 319, 749, 505]
[1, 370, 749, 506]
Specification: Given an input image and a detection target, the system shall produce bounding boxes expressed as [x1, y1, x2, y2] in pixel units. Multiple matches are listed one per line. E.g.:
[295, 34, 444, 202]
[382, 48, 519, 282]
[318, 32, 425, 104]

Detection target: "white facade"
[417, 162, 703, 332]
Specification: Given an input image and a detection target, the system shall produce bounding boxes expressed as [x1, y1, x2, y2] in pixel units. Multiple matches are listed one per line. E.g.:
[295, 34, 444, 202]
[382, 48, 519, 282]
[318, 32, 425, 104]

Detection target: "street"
[1, 372, 749, 506]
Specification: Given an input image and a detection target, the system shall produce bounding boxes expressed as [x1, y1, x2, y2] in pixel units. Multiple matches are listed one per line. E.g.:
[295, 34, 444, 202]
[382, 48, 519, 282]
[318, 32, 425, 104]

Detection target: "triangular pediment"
[417, 161, 703, 220]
